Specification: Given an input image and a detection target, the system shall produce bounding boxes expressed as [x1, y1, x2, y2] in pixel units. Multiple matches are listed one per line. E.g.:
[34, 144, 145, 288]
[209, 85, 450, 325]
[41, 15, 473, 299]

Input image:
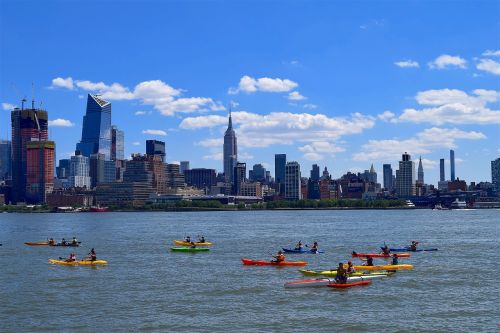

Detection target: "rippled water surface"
[1, 210, 499, 332]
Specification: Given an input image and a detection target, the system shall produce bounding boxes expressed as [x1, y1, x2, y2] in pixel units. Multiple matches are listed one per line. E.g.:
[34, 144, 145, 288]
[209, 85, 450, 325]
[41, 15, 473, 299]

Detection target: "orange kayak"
[241, 258, 307, 266]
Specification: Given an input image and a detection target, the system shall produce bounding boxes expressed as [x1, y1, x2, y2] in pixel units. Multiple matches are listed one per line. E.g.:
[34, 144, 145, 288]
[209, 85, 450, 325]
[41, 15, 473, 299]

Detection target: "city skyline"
[1, 1, 499, 185]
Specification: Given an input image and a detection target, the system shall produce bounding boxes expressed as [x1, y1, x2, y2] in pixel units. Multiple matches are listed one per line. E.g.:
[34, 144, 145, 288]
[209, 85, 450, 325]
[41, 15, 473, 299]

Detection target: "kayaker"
[199, 235, 205, 243]
[185, 236, 191, 243]
[273, 250, 286, 263]
[335, 262, 348, 284]
[61, 238, 67, 246]
[88, 248, 97, 261]
[295, 241, 303, 250]
[48, 238, 55, 245]
[347, 261, 356, 274]
[66, 253, 76, 262]
[410, 241, 419, 251]
[189, 242, 197, 249]
[71, 237, 78, 245]
[362, 257, 374, 266]
[391, 254, 399, 265]
[310, 242, 319, 251]
[381, 245, 390, 255]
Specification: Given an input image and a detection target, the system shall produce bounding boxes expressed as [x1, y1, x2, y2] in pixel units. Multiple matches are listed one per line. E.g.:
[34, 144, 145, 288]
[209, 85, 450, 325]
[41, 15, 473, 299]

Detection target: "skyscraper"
[417, 156, 424, 183]
[25, 140, 55, 203]
[395, 152, 415, 197]
[383, 164, 393, 190]
[450, 150, 455, 181]
[0, 140, 11, 180]
[233, 162, 246, 195]
[56, 159, 70, 179]
[250, 163, 266, 182]
[223, 112, 237, 183]
[70, 151, 91, 188]
[440, 158, 445, 182]
[492, 158, 500, 193]
[89, 153, 116, 188]
[285, 161, 301, 200]
[76, 94, 112, 160]
[111, 125, 124, 161]
[275, 154, 286, 194]
[11, 103, 49, 203]
[146, 140, 166, 162]
[180, 161, 190, 174]
[311, 164, 320, 181]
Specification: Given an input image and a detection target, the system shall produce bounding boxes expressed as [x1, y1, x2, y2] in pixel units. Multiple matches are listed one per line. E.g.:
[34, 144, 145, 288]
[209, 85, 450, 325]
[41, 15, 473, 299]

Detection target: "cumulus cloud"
[2, 102, 16, 110]
[303, 103, 318, 109]
[134, 111, 148, 116]
[428, 54, 467, 69]
[482, 50, 500, 57]
[288, 91, 307, 101]
[50, 77, 74, 89]
[377, 110, 396, 122]
[398, 89, 500, 125]
[48, 118, 75, 127]
[476, 59, 500, 75]
[353, 127, 486, 162]
[228, 75, 298, 94]
[50, 77, 224, 116]
[394, 60, 419, 68]
[298, 141, 345, 161]
[142, 129, 167, 136]
[203, 152, 223, 161]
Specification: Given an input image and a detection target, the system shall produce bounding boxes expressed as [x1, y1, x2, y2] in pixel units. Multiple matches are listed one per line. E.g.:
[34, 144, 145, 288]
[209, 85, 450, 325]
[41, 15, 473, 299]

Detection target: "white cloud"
[228, 75, 298, 94]
[377, 110, 396, 122]
[353, 127, 486, 162]
[2, 102, 15, 110]
[48, 118, 75, 127]
[476, 59, 500, 75]
[132, 141, 141, 146]
[303, 103, 318, 109]
[196, 138, 223, 147]
[398, 89, 500, 125]
[288, 91, 307, 101]
[239, 152, 254, 160]
[203, 152, 223, 161]
[482, 50, 500, 57]
[76, 80, 134, 100]
[51, 77, 74, 89]
[394, 60, 419, 68]
[428, 54, 467, 69]
[134, 111, 147, 116]
[298, 141, 345, 161]
[142, 129, 167, 136]
[420, 158, 437, 169]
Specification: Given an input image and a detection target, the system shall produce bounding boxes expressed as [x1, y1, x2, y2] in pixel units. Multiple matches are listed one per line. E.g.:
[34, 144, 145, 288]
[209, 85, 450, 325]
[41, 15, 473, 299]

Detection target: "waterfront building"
[89, 153, 116, 188]
[96, 182, 152, 207]
[70, 151, 91, 188]
[46, 188, 95, 208]
[274, 154, 286, 194]
[285, 161, 301, 200]
[383, 164, 393, 190]
[11, 103, 49, 203]
[450, 150, 455, 181]
[417, 156, 424, 183]
[360, 164, 377, 184]
[311, 164, 320, 182]
[448, 179, 467, 192]
[307, 179, 320, 199]
[492, 158, 500, 193]
[184, 168, 216, 190]
[146, 139, 166, 162]
[321, 166, 330, 180]
[56, 159, 70, 179]
[233, 162, 246, 195]
[25, 140, 55, 203]
[250, 163, 266, 182]
[111, 125, 124, 161]
[0, 140, 12, 180]
[395, 152, 416, 197]
[180, 161, 190, 174]
[76, 94, 112, 160]
[124, 154, 166, 194]
[239, 181, 263, 197]
[440, 158, 445, 182]
[166, 163, 185, 189]
[223, 112, 237, 183]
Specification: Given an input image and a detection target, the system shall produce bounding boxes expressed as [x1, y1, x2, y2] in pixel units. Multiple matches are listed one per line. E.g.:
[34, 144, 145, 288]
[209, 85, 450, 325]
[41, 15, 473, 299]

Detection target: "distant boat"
[89, 206, 109, 212]
[433, 203, 449, 210]
[450, 198, 466, 209]
[405, 200, 415, 208]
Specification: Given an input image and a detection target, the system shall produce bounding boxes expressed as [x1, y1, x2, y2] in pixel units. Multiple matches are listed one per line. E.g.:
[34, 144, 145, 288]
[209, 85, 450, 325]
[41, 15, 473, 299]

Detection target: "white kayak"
[284, 274, 388, 288]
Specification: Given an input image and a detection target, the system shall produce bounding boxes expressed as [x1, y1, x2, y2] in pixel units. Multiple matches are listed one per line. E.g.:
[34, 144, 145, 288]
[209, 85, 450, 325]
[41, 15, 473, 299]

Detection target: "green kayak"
[171, 247, 210, 252]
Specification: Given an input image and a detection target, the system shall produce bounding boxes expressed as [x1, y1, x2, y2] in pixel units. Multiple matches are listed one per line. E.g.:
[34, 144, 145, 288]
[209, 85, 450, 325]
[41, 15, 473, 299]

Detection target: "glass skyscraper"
[76, 94, 112, 160]
[223, 113, 237, 183]
[0, 140, 11, 180]
[111, 125, 124, 161]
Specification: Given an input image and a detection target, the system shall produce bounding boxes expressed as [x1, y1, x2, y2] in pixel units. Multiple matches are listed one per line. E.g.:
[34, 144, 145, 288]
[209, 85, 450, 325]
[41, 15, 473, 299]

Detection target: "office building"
[56, 159, 70, 179]
[440, 158, 445, 182]
[311, 164, 320, 182]
[239, 182, 263, 197]
[124, 154, 166, 194]
[321, 166, 330, 180]
[70, 151, 91, 188]
[111, 125, 124, 161]
[233, 162, 246, 195]
[285, 161, 301, 200]
[223, 112, 237, 183]
[25, 140, 55, 203]
[166, 163, 185, 189]
[275, 154, 286, 194]
[180, 161, 190, 174]
[450, 150, 455, 181]
[0, 140, 12, 180]
[184, 168, 216, 190]
[395, 152, 415, 197]
[90, 153, 116, 188]
[146, 140, 166, 162]
[76, 94, 112, 160]
[417, 156, 424, 184]
[492, 158, 500, 193]
[383, 164, 393, 190]
[11, 103, 49, 203]
[250, 163, 266, 182]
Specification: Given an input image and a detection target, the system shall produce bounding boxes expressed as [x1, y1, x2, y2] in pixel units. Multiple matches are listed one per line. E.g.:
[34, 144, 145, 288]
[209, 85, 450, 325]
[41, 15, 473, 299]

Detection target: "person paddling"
[189, 241, 197, 249]
[87, 248, 97, 261]
[347, 261, 356, 274]
[310, 241, 319, 252]
[71, 237, 78, 246]
[391, 253, 399, 265]
[198, 235, 205, 243]
[185, 235, 191, 243]
[61, 238, 67, 246]
[273, 250, 285, 263]
[335, 262, 348, 284]
[381, 245, 390, 255]
[48, 238, 55, 245]
[409, 241, 419, 251]
[362, 256, 374, 266]
[295, 240, 303, 250]
[66, 253, 76, 262]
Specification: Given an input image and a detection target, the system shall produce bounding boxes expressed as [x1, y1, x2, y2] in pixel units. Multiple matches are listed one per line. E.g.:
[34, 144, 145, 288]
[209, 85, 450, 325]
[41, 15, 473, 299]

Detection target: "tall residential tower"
[223, 112, 237, 183]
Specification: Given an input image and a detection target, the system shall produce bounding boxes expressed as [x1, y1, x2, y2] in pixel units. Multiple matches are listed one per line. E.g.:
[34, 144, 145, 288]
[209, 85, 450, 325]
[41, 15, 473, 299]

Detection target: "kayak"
[171, 247, 210, 252]
[299, 269, 392, 277]
[327, 280, 371, 288]
[241, 258, 307, 266]
[352, 251, 410, 258]
[48, 259, 108, 265]
[50, 243, 80, 247]
[386, 247, 438, 252]
[282, 248, 324, 254]
[25, 241, 50, 246]
[173, 240, 213, 246]
[353, 264, 413, 271]
[284, 274, 388, 288]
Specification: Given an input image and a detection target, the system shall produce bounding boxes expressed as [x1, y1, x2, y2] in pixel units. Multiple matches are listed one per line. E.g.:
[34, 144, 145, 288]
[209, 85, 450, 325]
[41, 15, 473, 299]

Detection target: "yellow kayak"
[298, 269, 390, 277]
[353, 264, 413, 271]
[173, 240, 213, 246]
[25, 241, 50, 246]
[48, 259, 108, 265]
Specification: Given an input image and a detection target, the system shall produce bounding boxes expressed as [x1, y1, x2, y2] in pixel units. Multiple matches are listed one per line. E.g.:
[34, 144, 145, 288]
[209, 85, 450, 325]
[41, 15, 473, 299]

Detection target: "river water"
[0, 209, 499, 332]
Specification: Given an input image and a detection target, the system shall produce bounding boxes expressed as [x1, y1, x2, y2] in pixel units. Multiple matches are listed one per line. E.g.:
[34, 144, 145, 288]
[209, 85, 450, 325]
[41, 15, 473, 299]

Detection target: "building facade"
[70, 152, 91, 188]
[233, 162, 246, 195]
[146, 140, 166, 162]
[223, 113, 237, 183]
[25, 140, 55, 203]
[180, 161, 190, 174]
[0, 140, 12, 180]
[275, 154, 286, 194]
[450, 150, 455, 181]
[310, 164, 320, 182]
[285, 161, 301, 200]
[184, 168, 216, 190]
[417, 156, 424, 184]
[383, 164, 393, 190]
[111, 125, 124, 161]
[440, 158, 445, 182]
[492, 158, 500, 193]
[395, 152, 416, 197]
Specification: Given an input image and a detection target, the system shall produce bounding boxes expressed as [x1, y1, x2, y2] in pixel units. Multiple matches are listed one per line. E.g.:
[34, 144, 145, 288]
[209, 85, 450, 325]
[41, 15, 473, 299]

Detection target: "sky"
[1, 0, 499, 185]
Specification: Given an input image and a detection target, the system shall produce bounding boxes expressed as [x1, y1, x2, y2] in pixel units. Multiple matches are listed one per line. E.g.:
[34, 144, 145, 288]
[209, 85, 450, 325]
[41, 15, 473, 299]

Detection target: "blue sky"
[1, 0, 499, 185]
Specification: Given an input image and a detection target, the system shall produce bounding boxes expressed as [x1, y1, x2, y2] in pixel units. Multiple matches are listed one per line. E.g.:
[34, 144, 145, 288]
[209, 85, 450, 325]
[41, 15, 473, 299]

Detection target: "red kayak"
[352, 251, 410, 258]
[327, 280, 372, 288]
[241, 258, 307, 266]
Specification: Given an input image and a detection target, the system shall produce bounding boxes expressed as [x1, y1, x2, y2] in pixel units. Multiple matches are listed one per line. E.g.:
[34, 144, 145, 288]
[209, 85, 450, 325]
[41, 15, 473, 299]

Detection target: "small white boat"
[450, 198, 467, 209]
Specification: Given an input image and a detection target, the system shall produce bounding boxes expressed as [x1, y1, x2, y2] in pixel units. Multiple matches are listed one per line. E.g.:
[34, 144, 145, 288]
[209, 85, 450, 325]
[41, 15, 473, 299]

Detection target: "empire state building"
[223, 112, 237, 183]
